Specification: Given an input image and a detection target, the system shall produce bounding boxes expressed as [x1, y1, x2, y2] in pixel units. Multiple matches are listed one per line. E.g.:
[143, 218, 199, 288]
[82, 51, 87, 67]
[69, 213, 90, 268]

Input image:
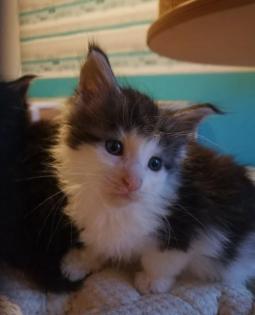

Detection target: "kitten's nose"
[121, 175, 142, 192]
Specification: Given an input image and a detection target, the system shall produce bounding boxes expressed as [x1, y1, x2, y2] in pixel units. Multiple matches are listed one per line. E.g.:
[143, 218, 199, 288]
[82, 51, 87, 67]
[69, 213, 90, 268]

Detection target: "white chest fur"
[67, 195, 166, 261]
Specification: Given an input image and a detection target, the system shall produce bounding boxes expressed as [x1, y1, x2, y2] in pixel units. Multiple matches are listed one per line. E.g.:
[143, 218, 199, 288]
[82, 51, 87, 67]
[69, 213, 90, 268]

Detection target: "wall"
[19, 0, 255, 166]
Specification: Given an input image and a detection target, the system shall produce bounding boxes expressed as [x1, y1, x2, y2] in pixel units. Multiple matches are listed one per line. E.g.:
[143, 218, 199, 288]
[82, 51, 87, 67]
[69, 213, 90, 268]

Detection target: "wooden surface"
[148, 0, 255, 67]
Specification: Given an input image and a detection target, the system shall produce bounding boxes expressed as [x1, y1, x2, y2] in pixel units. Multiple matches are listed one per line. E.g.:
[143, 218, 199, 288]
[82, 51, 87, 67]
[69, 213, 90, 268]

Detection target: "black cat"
[0, 76, 81, 293]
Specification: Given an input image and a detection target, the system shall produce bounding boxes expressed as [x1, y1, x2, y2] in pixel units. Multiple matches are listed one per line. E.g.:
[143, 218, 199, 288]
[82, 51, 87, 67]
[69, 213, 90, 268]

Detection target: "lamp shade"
[147, 0, 255, 67]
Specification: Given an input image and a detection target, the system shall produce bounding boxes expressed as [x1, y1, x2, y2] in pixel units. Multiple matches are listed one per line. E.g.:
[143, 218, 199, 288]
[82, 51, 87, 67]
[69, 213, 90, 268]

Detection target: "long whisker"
[27, 191, 64, 216]
[197, 134, 224, 151]
[36, 193, 66, 245]
[160, 215, 172, 247]
[175, 204, 207, 231]
[46, 194, 67, 249]
[15, 175, 58, 182]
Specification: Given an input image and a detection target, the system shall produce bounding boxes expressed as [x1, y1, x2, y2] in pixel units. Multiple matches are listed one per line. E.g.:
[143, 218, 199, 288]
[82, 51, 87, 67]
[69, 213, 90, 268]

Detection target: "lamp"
[147, 0, 255, 67]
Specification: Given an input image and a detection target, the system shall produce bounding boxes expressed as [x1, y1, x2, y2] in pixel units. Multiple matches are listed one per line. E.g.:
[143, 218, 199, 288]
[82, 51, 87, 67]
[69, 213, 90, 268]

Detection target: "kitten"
[0, 77, 81, 293]
[57, 44, 255, 294]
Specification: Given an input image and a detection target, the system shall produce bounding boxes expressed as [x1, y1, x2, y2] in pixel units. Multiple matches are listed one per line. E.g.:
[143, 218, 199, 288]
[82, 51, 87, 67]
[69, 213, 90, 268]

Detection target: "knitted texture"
[1, 268, 254, 315]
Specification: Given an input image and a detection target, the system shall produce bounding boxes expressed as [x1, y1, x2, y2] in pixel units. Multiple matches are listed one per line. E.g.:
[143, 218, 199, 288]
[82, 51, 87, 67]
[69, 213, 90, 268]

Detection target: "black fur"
[0, 77, 82, 293]
[67, 87, 158, 148]
[159, 142, 255, 264]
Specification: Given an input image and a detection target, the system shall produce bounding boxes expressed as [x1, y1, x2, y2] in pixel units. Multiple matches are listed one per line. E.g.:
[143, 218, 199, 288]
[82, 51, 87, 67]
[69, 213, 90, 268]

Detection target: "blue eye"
[148, 157, 162, 171]
[105, 140, 123, 156]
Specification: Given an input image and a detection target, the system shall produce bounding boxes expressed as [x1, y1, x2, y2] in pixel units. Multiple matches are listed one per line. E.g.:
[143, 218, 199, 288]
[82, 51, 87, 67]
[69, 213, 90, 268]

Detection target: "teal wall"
[29, 72, 255, 166]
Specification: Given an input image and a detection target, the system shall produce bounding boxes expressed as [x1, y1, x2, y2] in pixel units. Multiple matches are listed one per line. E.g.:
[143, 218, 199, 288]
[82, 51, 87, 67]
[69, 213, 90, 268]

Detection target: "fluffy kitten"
[0, 77, 81, 292]
[58, 44, 255, 294]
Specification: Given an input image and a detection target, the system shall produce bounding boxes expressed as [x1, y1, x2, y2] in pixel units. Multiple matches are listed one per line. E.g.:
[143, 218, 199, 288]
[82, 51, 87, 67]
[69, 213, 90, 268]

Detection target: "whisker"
[175, 204, 207, 231]
[160, 215, 172, 247]
[37, 193, 66, 244]
[197, 134, 224, 151]
[15, 175, 57, 182]
[27, 191, 64, 216]
[46, 194, 67, 249]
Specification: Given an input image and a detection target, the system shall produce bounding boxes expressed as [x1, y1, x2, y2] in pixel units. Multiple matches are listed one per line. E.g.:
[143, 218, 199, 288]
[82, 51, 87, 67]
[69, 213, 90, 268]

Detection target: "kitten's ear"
[172, 104, 221, 135]
[8, 75, 36, 95]
[79, 44, 119, 95]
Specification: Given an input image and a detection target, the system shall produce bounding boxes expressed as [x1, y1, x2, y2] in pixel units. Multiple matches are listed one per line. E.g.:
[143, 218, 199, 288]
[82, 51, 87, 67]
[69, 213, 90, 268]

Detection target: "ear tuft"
[173, 103, 222, 127]
[165, 103, 222, 140]
[190, 103, 223, 116]
[79, 42, 118, 95]
[87, 42, 111, 66]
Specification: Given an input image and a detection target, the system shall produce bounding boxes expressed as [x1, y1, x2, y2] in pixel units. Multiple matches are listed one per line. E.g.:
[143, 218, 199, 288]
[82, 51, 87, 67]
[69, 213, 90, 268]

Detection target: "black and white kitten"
[0, 77, 81, 293]
[57, 44, 255, 294]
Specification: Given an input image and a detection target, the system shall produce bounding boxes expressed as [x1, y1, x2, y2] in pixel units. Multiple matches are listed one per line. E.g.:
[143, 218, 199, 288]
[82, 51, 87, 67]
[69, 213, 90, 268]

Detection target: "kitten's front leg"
[135, 248, 189, 294]
[61, 247, 103, 282]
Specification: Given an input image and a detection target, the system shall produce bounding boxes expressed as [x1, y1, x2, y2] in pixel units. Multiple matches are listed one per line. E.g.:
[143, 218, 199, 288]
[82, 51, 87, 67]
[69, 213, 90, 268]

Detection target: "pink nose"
[121, 175, 142, 192]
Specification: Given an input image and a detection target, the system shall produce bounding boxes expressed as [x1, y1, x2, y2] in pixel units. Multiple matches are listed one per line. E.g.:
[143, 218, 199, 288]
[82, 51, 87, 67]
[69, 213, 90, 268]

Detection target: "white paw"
[61, 249, 90, 282]
[134, 271, 173, 295]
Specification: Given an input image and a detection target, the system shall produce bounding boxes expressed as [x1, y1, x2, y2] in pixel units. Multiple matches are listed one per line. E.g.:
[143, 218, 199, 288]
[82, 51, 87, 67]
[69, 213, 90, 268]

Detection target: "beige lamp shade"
[147, 0, 255, 67]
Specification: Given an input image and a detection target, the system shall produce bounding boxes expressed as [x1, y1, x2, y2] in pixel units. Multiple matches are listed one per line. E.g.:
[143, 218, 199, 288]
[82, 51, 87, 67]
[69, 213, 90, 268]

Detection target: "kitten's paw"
[61, 249, 90, 282]
[134, 271, 173, 295]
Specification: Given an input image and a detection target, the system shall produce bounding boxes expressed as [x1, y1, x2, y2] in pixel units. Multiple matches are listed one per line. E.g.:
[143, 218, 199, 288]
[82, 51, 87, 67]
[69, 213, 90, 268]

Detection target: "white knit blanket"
[1, 267, 255, 315]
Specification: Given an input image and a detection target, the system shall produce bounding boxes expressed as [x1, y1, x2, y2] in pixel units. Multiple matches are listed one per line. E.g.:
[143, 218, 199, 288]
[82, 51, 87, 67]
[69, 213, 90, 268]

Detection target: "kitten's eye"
[148, 157, 162, 171]
[105, 140, 123, 156]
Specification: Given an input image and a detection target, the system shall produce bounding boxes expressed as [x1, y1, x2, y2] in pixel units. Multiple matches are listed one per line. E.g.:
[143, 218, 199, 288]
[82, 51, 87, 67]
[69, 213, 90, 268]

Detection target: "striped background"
[18, 0, 255, 166]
